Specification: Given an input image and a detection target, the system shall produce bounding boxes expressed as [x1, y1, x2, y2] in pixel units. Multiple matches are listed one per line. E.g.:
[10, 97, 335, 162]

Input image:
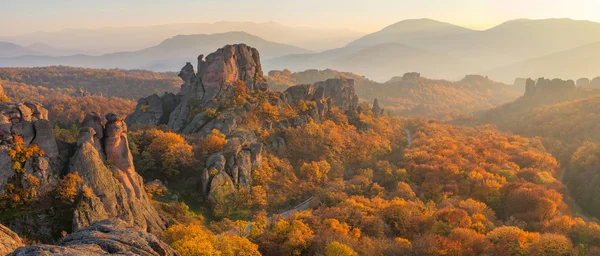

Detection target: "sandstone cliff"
[71, 113, 165, 233]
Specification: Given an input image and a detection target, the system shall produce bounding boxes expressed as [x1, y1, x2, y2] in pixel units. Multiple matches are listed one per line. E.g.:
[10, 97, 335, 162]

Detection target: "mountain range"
[1, 18, 600, 82]
[0, 21, 363, 54]
[267, 18, 600, 82]
[0, 32, 311, 71]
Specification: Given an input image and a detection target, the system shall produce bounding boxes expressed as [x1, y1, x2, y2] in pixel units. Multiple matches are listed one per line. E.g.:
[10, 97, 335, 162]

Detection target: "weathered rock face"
[200, 130, 263, 205]
[128, 44, 268, 133]
[9, 219, 179, 256]
[125, 92, 181, 127]
[0, 102, 58, 196]
[0, 224, 23, 255]
[125, 44, 360, 212]
[282, 78, 358, 122]
[71, 113, 165, 234]
[524, 78, 577, 98]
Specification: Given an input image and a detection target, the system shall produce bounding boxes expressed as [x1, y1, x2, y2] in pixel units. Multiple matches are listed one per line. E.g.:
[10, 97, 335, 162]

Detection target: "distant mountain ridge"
[0, 32, 311, 71]
[0, 42, 40, 58]
[347, 18, 474, 48]
[0, 21, 363, 54]
[485, 41, 600, 82]
[1, 18, 600, 82]
[269, 18, 600, 82]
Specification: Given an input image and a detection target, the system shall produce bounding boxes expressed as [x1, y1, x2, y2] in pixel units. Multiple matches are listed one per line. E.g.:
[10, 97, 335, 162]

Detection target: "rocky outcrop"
[282, 78, 358, 122]
[0, 101, 58, 196]
[372, 98, 383, 117]
[591, 77, 600, 88]
[201, 130, 262, 202]
[125, 92, 181, 127]
[71, 113, 165, 234]
[523, 78, 577, 98]
[128, 44, 268, 133]
[126, 44, 360, 212]
[9, 219, 179, 256]
[0, 224, 23, 255]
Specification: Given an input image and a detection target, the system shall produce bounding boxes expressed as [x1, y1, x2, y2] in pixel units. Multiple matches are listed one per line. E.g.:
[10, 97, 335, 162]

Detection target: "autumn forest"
[2, 4, 600, 256]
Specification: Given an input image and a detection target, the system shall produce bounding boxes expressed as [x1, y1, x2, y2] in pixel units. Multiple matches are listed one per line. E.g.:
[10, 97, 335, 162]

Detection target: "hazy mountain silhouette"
[0, 21, 363, 54]
[428, 18, 600, 69]
[269, 18, 600, 81]
[0, 32, 311, 71]
[336, 43, 464, 80]
[0, 42, 40, 58]
[346, 18, 473, 49]
[485, 41, 600, 83]
[25, 43, 81, 56]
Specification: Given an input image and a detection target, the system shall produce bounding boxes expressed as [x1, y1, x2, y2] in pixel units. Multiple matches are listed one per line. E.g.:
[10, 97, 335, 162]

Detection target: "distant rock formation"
[591, 77, 600, 88]
[0, 224, 23, 255]
[282, 78, 358, 123]
[71, 113, 165, 233]
[513, 78, 527, 87]
[372, 98, 383, 117]
[524, 78, 576, 98]
[9, 219, 179, 256]
[577, 78, 590, 87]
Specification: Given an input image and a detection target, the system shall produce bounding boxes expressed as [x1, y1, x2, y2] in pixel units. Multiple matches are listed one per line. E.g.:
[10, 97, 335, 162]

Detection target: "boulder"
[0, 224, 23, 255]
[9, 219, 179, 256]
[125, 93, 181, 127]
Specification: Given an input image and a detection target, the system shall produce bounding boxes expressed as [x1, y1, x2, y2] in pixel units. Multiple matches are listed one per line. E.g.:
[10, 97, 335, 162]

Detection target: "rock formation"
[0, 224, 23, 255]
[124, 92, 181, 126]
[281, 78, 358, 123]
[372, 98, 383, 117]
[9, 219, 179, 256]
[127, 44, 360, 210]
[0, 101, 58, 197]
[576, 77, 590, 87]
[523, 78, 577, 98]
[591, 77, 600, 88]
[202, 130, 263, 200]
[71, 113, 165, 234]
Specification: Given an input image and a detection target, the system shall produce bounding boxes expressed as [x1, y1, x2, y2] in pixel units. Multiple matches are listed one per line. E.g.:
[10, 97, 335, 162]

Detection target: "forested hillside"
[476, 78, 600, 219]
[0, 66, 180, 99]
[1, 80, 136, 124]
[268, 69, 519, 120]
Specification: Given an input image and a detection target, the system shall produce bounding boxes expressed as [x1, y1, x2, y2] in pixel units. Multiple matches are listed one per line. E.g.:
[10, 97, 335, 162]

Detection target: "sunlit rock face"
[71, 113, 165, 234]
[0, 224, 23, 256]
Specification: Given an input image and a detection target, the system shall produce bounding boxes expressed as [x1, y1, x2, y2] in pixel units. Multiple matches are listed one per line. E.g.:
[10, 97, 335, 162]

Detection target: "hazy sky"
[1, 0, 599, 36]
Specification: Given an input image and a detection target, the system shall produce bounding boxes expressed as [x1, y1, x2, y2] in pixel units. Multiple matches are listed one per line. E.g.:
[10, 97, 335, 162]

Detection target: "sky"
[1, 0, 599, 36]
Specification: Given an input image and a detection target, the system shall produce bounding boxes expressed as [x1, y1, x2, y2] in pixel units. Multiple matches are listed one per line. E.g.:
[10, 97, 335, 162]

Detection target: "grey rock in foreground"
[9, 219, 179, 256]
